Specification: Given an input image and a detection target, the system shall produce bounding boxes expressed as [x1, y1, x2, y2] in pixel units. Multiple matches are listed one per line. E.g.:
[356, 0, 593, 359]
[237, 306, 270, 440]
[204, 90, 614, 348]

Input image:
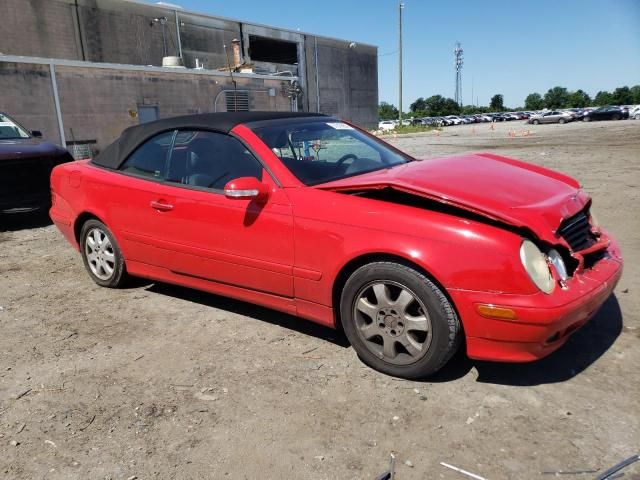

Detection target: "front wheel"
[340, 262, 461, 379]
[583, 116, 591, 122]
[532, 119, 540, 125]
[558, 118, 566, 124]
[80, 219, 128, 288]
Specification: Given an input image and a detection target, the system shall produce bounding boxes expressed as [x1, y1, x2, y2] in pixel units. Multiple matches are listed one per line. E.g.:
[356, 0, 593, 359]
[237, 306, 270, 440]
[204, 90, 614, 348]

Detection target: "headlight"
[547, 249, 568, 281]
[520, 240, 555, 294]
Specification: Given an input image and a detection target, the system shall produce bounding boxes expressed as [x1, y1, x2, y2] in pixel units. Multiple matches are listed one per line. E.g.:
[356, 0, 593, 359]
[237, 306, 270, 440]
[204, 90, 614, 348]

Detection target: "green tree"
[410, 97, 427, 112]
[490, 94, 504, 111]
[593, 90, 614, 105]
[378, 102, 399, 120]
[461, 105, 490, 115]
[544, 86, 570, 109]
[567, 89, 591, 108]
[524, 93, 544, 110]
[422, 95, 447, 116]
[442, 98, 462, 115]
[631, 85, 640, 104]
[612, 86, 633, 105]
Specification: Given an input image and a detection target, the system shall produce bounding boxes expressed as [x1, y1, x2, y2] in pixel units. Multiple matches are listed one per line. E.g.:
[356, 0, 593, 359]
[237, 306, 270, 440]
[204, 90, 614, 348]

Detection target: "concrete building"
[1, 0, 378, 153]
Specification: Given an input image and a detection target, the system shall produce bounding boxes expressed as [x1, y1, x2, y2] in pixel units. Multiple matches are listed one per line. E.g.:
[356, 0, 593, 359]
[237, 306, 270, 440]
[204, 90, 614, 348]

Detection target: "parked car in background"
[444, 115, 464, 125]
[50, 112, 622, 379]
[378, 120, 395, 131]
[489, 113, 507, 122]
[0, 112, 73, 215]
[528, 111, 573, 125]
[630, 106, 640, 120]
[432, 116, 452, 126]
[582, 106, 629, 122]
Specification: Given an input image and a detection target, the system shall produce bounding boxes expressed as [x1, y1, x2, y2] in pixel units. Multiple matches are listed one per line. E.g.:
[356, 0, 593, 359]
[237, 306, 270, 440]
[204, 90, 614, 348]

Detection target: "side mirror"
[223, 177, 269, 203]
[31, 130, 43, 138]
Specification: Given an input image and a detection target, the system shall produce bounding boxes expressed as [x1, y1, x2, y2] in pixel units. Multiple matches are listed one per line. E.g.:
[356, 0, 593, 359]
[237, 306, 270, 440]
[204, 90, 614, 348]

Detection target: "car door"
[106, 130, 181, 267]
[155, 129, 295, 297]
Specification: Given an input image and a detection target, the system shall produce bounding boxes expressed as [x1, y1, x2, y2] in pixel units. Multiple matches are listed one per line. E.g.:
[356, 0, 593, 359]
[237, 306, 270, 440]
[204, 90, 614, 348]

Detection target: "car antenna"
[223, 43, 238, 112]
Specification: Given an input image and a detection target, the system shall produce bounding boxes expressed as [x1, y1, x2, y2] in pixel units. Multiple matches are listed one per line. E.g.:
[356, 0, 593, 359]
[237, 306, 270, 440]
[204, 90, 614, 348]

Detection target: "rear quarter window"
[120, 131, 175, 180]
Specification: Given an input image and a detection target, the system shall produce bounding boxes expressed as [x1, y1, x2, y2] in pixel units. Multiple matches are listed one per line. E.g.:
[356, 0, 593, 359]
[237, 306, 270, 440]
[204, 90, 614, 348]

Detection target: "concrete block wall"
[2, 0, 378, 131]
[1, 0, 80, 60]
[1, 61, 293, 151]
[0, 62, 61, 144]
[52, 66, 292, 149]
[305, 37, 378, 129]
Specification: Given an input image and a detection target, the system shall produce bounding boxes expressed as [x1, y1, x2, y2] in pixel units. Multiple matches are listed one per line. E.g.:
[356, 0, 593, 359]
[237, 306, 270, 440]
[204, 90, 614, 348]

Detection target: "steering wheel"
[333, 153, 358, 173]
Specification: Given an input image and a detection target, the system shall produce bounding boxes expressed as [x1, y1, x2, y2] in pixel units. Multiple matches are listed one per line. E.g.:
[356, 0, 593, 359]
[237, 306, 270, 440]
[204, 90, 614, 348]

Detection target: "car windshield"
[252, 120, 411, 186]
[0, 114, 30, 139]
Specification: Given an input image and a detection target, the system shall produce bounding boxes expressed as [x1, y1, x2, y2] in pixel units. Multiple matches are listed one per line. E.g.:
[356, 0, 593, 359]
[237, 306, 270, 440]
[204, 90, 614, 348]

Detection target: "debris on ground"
[440, 461, 487, 480]
[595, 454, 640, 480]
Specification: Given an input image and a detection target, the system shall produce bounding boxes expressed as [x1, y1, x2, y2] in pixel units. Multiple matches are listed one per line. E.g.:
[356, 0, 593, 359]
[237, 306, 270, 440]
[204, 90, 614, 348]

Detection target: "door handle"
[150, 200, 174, 212]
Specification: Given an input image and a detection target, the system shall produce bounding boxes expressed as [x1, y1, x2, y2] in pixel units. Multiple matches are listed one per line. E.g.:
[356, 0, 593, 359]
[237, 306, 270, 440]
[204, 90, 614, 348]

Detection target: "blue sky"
[175, 0, 640, 108]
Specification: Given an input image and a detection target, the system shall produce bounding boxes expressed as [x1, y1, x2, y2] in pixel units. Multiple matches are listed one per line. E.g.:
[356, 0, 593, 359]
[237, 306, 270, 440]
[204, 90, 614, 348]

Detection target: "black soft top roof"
[92, 111, 328, 169]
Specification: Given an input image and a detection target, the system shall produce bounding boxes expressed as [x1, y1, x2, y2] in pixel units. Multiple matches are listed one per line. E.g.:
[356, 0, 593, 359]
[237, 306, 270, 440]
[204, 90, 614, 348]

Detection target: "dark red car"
[50, 112, 623, 378]
[1, 112, 72, 216]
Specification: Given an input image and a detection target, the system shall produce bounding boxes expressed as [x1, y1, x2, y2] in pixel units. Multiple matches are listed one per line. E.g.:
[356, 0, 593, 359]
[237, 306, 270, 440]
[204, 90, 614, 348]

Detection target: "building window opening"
[249, 35, 298, 64]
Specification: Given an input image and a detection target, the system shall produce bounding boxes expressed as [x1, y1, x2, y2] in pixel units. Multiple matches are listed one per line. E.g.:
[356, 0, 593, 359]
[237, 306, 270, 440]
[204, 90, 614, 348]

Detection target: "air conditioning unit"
[162, 56, 185, 68]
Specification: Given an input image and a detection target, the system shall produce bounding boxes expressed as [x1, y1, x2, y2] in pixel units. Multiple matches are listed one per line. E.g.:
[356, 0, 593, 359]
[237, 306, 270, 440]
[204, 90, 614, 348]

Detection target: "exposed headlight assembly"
[520, 240, 555, 294]
[547, 249, 568, 281]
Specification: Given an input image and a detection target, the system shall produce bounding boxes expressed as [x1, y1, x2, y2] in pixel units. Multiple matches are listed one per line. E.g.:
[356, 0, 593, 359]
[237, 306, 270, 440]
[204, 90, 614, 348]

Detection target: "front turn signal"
[476, 304, 518, 320]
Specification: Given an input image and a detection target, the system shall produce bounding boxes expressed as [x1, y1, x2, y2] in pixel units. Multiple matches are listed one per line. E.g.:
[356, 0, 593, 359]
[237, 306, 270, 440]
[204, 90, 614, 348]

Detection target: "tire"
[635, 114, 640, 120]
[612, 114, 621, 120]
[558, 118, 565, 124]
[583, 116, 591, 122]
[80, 219, 128, 288]
[340, 262, 461, 379]
[532, 119, 539, 125]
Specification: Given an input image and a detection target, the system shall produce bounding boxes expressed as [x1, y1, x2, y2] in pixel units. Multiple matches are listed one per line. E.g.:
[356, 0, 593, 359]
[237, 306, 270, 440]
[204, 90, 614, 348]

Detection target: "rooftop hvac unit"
[162, 56, 185, 68]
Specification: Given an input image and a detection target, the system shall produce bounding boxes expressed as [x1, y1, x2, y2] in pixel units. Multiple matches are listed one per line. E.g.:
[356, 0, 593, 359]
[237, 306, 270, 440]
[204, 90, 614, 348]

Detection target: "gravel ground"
[1, 119, 639, 479]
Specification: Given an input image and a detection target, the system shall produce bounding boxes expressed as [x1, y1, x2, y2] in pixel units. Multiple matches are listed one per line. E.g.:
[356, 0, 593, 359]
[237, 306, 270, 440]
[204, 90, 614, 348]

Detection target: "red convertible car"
[50, 112, 622, 378]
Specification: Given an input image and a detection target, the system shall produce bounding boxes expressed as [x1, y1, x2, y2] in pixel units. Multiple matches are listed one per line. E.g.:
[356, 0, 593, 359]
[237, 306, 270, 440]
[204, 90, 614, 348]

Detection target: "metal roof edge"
[0, 55, 299, 81]
[120, 0, 378, 49]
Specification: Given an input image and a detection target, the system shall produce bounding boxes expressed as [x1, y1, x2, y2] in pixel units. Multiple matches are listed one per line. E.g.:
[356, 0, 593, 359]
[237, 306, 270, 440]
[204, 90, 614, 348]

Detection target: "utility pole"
[471, 76, 474, 109]
[398, 2, 404, 123]
[454, 41, 463, 107]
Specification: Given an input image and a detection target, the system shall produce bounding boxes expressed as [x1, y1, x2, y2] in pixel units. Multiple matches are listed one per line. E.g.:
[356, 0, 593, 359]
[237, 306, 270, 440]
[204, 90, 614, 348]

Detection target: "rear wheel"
[80, 219, 128, 288]
[340, 262, 461, 379]
[612, 114, 621, 120]
[635, 113, 640, 120]
[583, 116, 591, 122]
[558, 118, 566, 124]
[532, 119, 540, 125]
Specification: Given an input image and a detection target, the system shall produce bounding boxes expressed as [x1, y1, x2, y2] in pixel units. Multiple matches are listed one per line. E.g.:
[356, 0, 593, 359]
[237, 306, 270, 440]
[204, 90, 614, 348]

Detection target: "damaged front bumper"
[448, 233, 623, 363]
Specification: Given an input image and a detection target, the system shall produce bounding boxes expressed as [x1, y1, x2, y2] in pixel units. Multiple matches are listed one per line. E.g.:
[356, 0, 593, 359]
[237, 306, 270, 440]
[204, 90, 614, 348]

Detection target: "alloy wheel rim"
[353, 281, 433, 365]
[85, 228, 115, 280]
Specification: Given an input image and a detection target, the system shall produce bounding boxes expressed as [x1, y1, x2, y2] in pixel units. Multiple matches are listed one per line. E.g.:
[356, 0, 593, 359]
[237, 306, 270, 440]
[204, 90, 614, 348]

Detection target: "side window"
[120, 131, 174, 180]
[166, 130, 263, 191]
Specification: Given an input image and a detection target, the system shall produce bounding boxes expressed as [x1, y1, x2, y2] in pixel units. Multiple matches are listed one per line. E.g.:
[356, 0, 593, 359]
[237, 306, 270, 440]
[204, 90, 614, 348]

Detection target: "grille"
[225, 91, 250, 112]
[557, 210, 595, 251]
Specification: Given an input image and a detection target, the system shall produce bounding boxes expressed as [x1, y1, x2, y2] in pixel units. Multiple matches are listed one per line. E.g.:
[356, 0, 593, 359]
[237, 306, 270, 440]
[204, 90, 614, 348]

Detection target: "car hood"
[0, 138, 65, 161]
[318, 153, 589, 243]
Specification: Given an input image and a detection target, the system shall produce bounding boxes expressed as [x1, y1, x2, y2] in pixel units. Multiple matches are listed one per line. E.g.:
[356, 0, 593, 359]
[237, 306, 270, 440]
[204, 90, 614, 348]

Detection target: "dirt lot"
[1, 119, 639, 480]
